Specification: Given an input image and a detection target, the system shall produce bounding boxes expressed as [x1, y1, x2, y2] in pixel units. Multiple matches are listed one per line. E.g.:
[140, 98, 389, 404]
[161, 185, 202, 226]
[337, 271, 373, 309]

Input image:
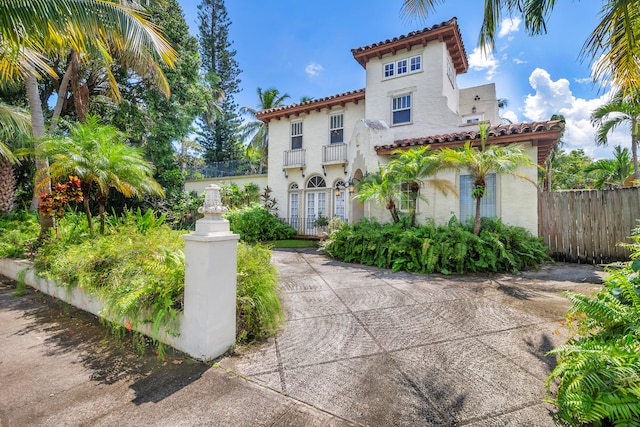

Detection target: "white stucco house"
[253, 18, 563, 236]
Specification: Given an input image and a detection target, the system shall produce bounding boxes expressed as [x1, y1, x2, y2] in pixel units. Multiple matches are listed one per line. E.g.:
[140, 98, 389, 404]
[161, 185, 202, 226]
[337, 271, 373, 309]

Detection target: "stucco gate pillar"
[181, 184, 240, 360]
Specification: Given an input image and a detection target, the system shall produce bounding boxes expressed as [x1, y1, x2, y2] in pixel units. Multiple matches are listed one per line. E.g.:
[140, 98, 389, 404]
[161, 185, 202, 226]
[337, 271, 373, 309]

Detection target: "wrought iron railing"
[186, 160, 266, 179]
[283, 149, 306, 168]
[322, 143, 348, 164]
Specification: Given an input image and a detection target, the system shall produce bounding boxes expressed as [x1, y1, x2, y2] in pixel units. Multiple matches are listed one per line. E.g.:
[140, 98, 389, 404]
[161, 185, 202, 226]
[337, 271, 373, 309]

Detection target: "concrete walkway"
[0, 249, 605, 426]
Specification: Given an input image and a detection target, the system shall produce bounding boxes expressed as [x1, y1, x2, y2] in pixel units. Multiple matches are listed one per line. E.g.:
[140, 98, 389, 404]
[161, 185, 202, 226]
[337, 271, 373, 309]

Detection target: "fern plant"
[546, 237, 640, 426]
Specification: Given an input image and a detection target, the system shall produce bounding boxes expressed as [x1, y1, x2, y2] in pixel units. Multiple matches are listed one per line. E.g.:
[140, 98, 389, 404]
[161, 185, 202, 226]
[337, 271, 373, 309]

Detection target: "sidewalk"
[0, 276, 355, 427]
[0, 250, 605, 426]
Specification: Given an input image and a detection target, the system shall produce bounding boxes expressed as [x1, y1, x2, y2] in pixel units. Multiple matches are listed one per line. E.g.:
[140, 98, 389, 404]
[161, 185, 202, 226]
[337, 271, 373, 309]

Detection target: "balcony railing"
[283, 149, 306, 168]
[322, 143, 348, 164]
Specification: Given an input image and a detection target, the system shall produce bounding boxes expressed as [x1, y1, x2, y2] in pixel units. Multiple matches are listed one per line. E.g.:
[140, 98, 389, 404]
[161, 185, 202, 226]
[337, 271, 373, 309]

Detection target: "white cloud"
[522, 68, 623, 159]
[502, 110, 519, 124]
[574, 77, 593, 84]
[512, 57, 527, 65]
[305, 62, 324, 78]
[468, 46, 498, 80]
[498, 17, 522, 38]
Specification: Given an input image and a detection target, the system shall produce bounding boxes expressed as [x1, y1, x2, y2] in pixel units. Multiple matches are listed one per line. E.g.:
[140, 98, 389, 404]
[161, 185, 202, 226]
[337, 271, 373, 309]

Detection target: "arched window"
[306, 175, 326, 188]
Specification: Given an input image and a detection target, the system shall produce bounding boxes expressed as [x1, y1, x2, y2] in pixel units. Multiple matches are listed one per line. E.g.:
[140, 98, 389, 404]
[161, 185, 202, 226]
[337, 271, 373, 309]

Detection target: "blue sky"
[177, 1, 622, 159]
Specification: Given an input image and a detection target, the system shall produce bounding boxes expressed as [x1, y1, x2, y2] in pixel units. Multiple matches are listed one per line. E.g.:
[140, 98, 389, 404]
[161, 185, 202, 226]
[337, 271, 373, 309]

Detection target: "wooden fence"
[539, 188, 640, 264]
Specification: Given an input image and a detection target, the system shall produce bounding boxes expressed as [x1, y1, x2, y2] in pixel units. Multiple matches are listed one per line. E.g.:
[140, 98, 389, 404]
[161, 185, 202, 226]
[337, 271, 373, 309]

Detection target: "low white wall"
[0, 258, 182, 350]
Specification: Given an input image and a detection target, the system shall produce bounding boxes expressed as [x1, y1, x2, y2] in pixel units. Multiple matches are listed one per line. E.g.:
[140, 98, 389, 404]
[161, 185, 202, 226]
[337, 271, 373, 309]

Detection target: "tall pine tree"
[197, 0, 244, 163]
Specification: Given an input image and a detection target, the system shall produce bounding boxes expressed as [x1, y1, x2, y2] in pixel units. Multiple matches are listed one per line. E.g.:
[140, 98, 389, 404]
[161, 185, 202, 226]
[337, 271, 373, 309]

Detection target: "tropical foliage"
[239, 87, 290, 173]
[438, 123, 537, 235]
[225, 204, 296, 243]
[357, 146, 455, 226]
[585, 145, 634, 189]
[37, 116, 164, 233]
[547, 228, 640, 425]
[322, 216, 550, 274]
[5, 209, 282, 349]
[400, 0, 640, 93]
[591, 90, 640, 180]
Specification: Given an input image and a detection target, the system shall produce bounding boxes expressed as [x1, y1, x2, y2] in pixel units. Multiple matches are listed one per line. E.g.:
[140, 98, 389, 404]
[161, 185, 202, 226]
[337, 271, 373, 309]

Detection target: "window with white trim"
[392, 94, 411, 125]
[291, 121, 303, 150]
[411, 56, 421, 72]
[329, 114, 344, 144]
[384, 62, 394, 78]
[383, 55, 422, 79]
[399, 182, 416, 211]
[459, 174, 496, 223]
[446, 61, 455, 87]
[334, 180, 346, 220]
[288, 183, 299, 229]
[397, 59, 408, 75]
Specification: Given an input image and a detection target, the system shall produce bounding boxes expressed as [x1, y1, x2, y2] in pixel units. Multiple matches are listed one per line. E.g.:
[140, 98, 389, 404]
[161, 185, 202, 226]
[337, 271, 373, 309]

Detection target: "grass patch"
[264, 239, 319, 249]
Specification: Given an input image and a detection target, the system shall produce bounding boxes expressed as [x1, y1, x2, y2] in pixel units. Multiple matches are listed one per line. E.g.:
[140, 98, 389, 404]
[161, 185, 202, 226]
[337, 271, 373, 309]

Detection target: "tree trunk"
[632, 131, 639, 181]
[473, 196, 482, 235]
[387, 199, 400, 223]
[0, 160, 16, 215]
[25, 72, 54, 235]
[48, 60, 74, 135]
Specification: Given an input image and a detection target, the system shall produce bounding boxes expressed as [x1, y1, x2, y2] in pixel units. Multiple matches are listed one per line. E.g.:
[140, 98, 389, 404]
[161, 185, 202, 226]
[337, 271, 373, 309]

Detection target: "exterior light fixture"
[472, 106, 477, 114]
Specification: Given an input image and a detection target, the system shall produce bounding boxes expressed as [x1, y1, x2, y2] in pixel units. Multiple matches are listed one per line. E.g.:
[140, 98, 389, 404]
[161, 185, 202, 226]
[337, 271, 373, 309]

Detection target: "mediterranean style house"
[254, 18, 564, 236]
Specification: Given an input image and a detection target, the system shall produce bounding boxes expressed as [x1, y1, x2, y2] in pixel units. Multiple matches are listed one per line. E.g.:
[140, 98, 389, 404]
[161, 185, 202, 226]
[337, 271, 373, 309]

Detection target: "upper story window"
[446, 61, 455, 87]
[291, 121, 303, 150]
[411, 56, 421, 72]
[329, 114, 344, 144]
[383, 55, 422, 79]
[392, 94, 412, 125]
[384, 62, 394, 78]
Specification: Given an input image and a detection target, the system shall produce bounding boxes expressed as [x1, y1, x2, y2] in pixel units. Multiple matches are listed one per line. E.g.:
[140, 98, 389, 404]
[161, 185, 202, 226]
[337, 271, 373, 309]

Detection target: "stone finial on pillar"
[181, 183, 240, 360]
[193, 184, 233, 236]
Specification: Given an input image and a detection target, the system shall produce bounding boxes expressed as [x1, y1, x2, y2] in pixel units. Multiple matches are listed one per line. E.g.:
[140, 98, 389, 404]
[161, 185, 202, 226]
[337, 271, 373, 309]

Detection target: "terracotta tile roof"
[375, 120, 566, 165]
[351, 17, 468, 75]
[256, 89, 366, 122]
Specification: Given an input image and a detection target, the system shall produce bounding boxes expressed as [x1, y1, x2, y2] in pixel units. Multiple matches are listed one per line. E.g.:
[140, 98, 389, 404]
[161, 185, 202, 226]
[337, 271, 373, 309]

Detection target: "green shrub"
[322, 216, 550, 274]
[28, 209, 282, 347]
[225, 204, 296, 242]
[546, 231, 640, 426]
[0, 211, 39, 258]
[236, 243, 283, 343]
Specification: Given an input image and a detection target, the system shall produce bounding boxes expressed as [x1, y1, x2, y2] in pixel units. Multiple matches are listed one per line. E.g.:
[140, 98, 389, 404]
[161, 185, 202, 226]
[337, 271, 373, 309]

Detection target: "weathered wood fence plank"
[539, 188, 640, 263]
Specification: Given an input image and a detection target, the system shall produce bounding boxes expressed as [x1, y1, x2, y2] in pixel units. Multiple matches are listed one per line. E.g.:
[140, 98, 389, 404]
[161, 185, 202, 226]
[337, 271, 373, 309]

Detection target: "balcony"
[283, 149, 306, 177]
[322, 143, 348, 174]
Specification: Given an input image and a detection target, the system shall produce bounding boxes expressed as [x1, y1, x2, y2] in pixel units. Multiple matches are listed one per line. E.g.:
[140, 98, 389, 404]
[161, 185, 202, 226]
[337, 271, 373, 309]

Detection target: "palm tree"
[543, 113, 566, 191]
[356, 167, 401, 224]
[438, 123, 537, 235]
[38, 116, 164, 233]
[584, 145, 634, 189]
[239, 88, 290, 174]
[591, 90, 640, 180]
[387, 146, 456, 227]
[1, 0, 176, 232]
[0, 104, 31, 214]
[401, 0, 640, 92]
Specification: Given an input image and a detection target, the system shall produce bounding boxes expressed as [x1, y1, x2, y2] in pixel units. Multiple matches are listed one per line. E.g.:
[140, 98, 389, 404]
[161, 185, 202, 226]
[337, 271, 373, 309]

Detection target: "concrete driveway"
[0, 249, 605, 426]
[221, 249, 605, 426]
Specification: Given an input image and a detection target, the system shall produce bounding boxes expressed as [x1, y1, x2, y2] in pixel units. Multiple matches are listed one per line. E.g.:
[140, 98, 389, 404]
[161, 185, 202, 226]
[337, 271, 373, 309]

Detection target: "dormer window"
[383, 55, 422, 79]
